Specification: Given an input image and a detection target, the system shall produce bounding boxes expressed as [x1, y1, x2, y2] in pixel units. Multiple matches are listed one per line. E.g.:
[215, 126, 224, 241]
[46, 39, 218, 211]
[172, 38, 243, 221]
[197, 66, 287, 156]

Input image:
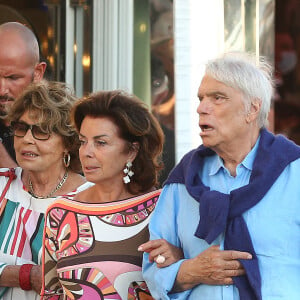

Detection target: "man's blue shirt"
[143, 137, 300, 299]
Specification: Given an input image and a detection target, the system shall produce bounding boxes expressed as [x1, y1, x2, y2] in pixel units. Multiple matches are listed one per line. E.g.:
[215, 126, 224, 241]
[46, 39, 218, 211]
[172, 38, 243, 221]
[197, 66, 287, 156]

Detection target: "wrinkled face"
[13, 111, 66, 172]
[79, 116, 137, 185]
[197, 75, 249, 152]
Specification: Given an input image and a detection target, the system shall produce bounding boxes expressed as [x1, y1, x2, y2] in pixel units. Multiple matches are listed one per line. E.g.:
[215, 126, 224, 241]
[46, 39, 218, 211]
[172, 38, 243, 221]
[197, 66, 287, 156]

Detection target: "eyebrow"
[198, 91, 229, 98]
[79, 133, 108, 139]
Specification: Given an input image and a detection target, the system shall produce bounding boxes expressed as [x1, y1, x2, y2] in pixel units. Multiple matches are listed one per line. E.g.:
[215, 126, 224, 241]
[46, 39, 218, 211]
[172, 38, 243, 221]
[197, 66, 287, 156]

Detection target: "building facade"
[3, 0, 299, 184]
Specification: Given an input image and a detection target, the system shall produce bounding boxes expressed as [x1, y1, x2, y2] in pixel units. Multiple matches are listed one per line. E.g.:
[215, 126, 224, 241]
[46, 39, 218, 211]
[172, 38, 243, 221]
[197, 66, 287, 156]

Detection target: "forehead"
[198, 75, 241, 96]
[0, 41, 34, 75]
[0, 58, 33, 75]
[199, 75, 226, 90]
[80, 116, 121, 137]
[18, 110, 45, 124]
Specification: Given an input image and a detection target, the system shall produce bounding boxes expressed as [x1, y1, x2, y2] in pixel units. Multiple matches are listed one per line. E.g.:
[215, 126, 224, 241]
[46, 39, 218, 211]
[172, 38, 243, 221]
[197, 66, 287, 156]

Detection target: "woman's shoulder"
[75, 181, 95, 192]
[62, 172, 94, 195]
[0, 166, 22, 177]
[124, 188, 162, 209]
[140, 188, 162, 197]
[0, 167, 22, 188]
[128, 188, 162, 202]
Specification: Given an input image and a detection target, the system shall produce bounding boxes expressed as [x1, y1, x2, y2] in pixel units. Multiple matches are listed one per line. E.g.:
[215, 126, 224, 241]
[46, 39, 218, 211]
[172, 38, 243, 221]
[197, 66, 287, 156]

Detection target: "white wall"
[174, 0, 225, 161]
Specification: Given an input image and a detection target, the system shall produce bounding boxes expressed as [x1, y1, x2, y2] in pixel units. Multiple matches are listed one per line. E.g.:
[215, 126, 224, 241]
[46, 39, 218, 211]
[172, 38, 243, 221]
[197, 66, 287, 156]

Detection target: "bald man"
[0, 22, 46, 167]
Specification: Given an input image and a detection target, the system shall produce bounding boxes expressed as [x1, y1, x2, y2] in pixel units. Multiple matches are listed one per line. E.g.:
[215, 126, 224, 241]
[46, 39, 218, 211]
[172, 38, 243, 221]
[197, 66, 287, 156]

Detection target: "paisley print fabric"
[41, 190, 160, 300]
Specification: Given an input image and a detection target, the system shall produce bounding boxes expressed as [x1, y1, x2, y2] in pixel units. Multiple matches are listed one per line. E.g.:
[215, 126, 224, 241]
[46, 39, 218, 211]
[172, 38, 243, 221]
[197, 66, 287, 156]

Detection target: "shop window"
[224, 0, 275, 131]
[0, 0, 92, 97]
[150, 0, 175, 184]
[69, 0, 92, 97]
[275, 0, 300, 145]
[0, 0, 63, 81]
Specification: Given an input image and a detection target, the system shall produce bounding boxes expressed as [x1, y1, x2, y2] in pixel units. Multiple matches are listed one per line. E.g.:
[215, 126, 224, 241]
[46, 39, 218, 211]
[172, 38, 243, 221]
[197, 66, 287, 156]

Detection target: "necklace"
[28, 171, 69, 199]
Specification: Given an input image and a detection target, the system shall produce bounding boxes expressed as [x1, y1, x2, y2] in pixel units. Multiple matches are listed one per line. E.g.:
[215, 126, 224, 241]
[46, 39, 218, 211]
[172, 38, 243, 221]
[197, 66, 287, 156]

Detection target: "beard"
[0, 95, 14, 116]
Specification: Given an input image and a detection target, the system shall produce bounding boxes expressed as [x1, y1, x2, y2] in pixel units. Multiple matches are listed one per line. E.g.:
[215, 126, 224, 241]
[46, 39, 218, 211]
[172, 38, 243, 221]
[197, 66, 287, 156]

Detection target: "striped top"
[41, 189, 161, 300]
[0, 167, 92, 300]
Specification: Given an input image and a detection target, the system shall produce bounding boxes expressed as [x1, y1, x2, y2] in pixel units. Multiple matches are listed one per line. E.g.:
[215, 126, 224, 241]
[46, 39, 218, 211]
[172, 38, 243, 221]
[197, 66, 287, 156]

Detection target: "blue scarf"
[165, 129, 300, 300]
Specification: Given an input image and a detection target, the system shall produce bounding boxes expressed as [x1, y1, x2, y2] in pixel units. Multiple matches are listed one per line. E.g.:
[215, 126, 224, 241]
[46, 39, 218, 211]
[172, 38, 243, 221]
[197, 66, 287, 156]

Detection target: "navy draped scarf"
[165, 129, 300, 300]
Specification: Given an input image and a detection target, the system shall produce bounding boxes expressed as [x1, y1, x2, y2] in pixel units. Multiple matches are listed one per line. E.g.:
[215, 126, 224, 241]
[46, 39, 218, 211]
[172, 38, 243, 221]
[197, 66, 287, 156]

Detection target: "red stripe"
[17, 209, 32, 257]
[10, 206, 24, 255]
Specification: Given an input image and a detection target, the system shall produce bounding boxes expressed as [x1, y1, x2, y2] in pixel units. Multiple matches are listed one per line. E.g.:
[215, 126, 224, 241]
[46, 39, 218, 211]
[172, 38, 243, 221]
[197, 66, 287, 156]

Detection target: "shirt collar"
[209, 134, 261, 176]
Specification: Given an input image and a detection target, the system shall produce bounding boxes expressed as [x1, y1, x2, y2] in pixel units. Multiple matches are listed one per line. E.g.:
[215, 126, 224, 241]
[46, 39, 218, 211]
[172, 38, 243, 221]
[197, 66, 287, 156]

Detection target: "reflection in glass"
[150, 0, 175, 185]
[224, 0, 258, 53]
[259, 0, 274, 60]
[275, 0, 300, 144]
[72, 2, 92, 97]
[224, 0, 275, 131]
[224, 0, 243, 51]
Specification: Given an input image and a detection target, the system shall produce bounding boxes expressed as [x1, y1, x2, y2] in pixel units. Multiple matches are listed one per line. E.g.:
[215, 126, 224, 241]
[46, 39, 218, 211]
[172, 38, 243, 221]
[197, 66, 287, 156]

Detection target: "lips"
[200, 124, 213, 132]
[0, 97, 14, 103]
[83, 165, 99, 172]
[21, 151, 38, 158]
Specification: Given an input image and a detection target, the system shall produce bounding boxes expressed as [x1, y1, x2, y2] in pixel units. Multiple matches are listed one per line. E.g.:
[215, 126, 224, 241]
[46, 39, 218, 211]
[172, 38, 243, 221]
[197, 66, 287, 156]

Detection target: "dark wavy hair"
[71, 90, 164, 194]
[6, 80, 82, 173]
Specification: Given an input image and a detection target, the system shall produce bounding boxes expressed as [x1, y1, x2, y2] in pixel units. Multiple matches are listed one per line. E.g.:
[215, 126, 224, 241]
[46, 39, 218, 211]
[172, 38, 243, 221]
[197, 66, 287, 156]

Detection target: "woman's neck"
[23, 167, 68, 198]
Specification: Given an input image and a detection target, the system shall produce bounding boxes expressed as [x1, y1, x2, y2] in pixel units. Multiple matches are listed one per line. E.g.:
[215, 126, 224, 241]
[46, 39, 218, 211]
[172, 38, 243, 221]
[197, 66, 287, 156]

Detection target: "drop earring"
[123, 161, 134, 184]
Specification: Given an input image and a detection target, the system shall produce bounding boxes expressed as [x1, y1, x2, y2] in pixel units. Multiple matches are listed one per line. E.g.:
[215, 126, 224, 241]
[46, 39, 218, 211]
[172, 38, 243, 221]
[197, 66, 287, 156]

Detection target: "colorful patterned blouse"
[41, 189, 161, 300]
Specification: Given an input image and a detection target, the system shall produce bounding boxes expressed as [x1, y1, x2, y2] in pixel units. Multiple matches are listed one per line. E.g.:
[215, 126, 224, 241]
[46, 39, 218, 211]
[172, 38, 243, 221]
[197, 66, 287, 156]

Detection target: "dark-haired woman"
[41, 90, 166, 299]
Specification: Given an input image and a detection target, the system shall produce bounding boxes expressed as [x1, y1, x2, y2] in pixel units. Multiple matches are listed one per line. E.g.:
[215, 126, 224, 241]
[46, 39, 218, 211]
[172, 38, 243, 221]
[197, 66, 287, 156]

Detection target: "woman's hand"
[138, 239, 183, 268]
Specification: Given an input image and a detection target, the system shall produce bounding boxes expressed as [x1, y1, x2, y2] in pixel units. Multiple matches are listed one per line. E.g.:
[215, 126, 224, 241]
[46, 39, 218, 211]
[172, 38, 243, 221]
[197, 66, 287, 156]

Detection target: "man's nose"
[0, 78, 8, 96]
[197, 98, 211, 114]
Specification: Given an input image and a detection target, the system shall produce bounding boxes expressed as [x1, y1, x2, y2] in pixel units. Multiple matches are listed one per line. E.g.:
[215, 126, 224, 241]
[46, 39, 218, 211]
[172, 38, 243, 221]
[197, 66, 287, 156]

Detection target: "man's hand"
[173, 245, 252, 292]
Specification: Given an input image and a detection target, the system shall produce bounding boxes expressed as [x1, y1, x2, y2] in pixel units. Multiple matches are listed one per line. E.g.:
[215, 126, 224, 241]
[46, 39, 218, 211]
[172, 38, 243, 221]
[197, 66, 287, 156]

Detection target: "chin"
[84, 173, 99, 183]
[201, 139, 217, 150]
[200, 137, 210, 146]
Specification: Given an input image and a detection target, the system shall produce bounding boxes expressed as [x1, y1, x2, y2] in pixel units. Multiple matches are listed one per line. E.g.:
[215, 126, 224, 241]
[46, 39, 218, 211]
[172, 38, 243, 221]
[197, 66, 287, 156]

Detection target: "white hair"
[205, 52, 274, 128]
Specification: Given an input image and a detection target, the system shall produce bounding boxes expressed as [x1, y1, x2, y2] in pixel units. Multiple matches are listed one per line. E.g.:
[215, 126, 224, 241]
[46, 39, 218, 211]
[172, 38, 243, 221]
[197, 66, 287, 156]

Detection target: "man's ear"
[246, 99, 261, 123]
[33, 61, 47, 82]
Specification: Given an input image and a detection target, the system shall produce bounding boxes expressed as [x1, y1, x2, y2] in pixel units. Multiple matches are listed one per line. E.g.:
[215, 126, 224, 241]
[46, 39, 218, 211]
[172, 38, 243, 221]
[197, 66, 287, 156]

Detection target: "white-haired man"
[142, 52, 300, 299]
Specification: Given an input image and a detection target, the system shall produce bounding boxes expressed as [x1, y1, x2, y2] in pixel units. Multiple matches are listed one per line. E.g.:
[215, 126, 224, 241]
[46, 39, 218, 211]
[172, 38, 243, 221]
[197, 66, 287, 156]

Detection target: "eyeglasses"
[11, 121, 51, 141]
